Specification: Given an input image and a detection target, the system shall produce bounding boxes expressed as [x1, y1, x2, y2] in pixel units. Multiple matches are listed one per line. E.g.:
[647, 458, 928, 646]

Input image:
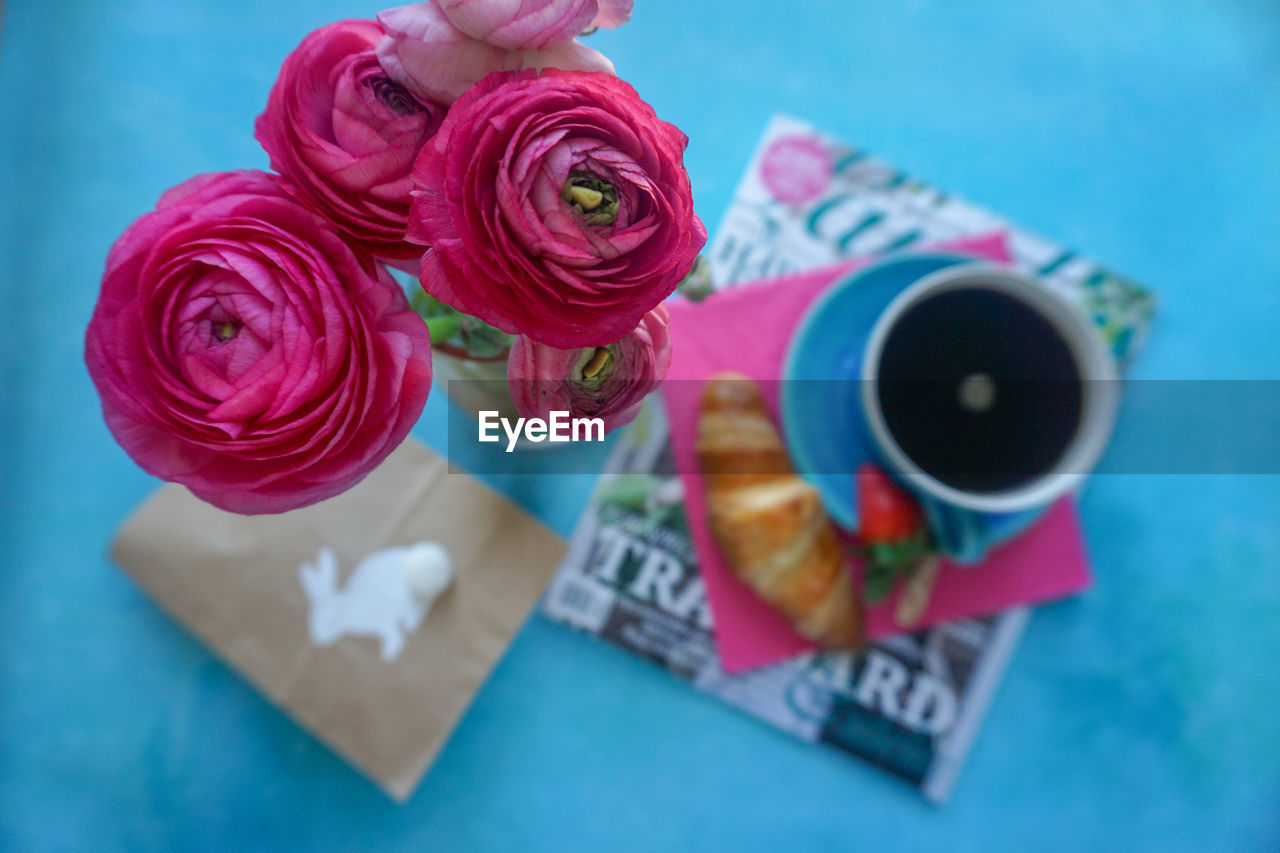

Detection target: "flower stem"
[408, 287, 513, 359]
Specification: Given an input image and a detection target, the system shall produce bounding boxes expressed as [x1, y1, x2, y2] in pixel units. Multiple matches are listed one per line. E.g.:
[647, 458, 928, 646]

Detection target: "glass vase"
[430, 341, 519, 421]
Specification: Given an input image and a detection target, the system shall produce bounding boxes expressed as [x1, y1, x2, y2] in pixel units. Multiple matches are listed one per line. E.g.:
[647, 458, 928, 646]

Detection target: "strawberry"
[856, 462, 924, 543]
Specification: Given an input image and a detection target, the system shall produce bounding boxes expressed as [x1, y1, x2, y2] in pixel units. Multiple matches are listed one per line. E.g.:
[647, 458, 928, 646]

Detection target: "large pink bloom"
[507, 303, 671, 432]
[438, 0, 633, 49]
[85, 170, 433, 514]
[255, 19, 445, 260]
[376, 2, 614, 105]
[409, 69, 705, 349]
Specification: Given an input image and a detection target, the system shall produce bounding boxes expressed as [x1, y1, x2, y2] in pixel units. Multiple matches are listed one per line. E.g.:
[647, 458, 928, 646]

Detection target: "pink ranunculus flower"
[438, 0, 632, 49]
[84, 170, 433, 515]
[409, 69, 706, 349]
[376, 2, 614, 105]
[507, 303, 671, 432]
[255, 19, 445, 260]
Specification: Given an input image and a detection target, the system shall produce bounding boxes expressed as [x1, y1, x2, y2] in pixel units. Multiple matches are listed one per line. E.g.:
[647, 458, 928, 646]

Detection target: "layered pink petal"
[439, 0, 597, 49]
[408, 69, 704, 349]
[591, 0, 633, 29]
[254, 19, 444, 259]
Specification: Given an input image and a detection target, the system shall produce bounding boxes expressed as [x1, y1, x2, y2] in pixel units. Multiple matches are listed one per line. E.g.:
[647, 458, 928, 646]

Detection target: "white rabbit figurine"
[298, 542, 453, 662]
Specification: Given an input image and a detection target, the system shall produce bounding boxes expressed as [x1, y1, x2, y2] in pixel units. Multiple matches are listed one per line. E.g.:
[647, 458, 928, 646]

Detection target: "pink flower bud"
[376, 2, 614, 105]
[507, 304, 671, 433]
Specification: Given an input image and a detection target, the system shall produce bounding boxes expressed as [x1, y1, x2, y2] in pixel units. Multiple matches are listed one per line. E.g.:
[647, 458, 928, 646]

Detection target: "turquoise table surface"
[2, 1, 1277, 850]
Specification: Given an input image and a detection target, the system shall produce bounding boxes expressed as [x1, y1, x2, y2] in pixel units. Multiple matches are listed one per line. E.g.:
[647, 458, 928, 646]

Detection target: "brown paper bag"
[111, 438, 565, 801]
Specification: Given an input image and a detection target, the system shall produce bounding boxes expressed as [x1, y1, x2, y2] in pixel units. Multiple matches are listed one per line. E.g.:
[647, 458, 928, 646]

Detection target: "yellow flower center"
[581, 347, 612, 379]
[562, 172, 618, 226]
[567, 185, 604, 211]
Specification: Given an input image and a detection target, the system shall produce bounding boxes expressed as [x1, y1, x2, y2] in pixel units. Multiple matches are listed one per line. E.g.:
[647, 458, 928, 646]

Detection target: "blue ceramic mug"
[858, 265, 1118, 562]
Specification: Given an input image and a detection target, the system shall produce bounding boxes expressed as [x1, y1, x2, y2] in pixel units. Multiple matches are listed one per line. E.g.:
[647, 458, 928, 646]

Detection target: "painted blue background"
[2, 1, 1277, 849]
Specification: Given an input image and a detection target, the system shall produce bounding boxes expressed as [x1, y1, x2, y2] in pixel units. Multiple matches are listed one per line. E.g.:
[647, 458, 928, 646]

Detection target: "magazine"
[540, 115, 1154, 802]
[542, 406, 1026, 802]
[708, 115, 1154, 367]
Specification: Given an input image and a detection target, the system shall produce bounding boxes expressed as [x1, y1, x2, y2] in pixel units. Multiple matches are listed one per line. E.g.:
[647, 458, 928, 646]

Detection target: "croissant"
[696, 372, 864, 650]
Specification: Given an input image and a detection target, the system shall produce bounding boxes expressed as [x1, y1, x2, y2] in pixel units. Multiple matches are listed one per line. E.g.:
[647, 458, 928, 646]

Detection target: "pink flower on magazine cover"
[409, 69, 705, 349]
[255, 19, 445, 260]
[507, 303, 671, 432]
[376, 2, 614, 104]
[85, 170, 432, 514]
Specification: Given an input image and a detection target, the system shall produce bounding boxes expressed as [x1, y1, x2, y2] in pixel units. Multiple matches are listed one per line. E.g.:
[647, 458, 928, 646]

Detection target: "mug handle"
[920, 496, 988, 564]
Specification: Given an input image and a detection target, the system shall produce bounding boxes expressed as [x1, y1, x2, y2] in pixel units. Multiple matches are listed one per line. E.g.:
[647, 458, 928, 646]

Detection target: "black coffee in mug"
[874, 286, 1084, 494]
[860, 265, 1119, 515]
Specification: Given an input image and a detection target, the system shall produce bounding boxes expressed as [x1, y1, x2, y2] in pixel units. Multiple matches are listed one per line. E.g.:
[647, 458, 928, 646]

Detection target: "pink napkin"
[662, 233, 1093, 672]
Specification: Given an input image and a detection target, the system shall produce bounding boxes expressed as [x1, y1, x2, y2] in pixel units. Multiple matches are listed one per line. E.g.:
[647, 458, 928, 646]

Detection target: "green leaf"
[863, 564, 896, 605]
[870, 541, 922, 571]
